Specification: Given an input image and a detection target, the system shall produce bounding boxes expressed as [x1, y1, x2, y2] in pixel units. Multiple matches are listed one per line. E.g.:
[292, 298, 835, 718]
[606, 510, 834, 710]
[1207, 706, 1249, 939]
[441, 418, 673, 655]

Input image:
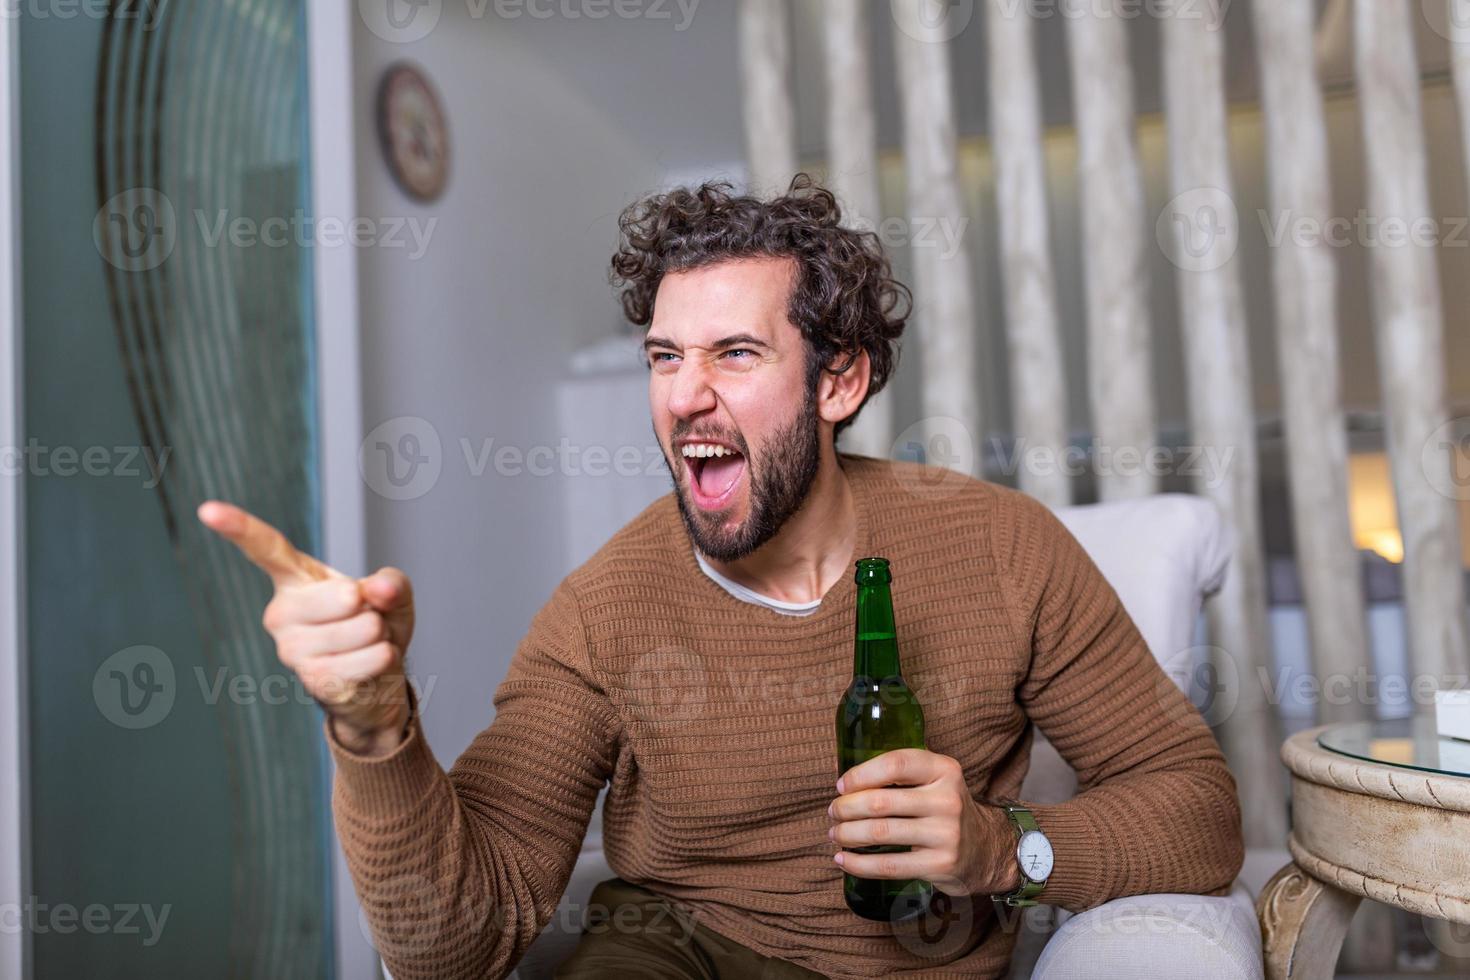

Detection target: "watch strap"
[1005, 803, 1038, 833]
[995, 802, 1047, 908]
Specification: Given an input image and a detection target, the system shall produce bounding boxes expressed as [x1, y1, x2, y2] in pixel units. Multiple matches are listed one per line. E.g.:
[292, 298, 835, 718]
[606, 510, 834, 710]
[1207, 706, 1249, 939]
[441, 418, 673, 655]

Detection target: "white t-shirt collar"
[692, 549, 822, 617]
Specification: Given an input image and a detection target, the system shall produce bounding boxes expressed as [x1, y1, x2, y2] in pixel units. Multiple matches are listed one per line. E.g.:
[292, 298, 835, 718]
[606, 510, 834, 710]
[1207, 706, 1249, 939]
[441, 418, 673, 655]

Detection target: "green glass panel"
[21, 1, 330, 976]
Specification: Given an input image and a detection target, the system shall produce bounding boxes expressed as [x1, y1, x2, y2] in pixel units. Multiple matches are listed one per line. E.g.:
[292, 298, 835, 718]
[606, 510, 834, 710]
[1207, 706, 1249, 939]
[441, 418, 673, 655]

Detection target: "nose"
[665, 355, 718, 421]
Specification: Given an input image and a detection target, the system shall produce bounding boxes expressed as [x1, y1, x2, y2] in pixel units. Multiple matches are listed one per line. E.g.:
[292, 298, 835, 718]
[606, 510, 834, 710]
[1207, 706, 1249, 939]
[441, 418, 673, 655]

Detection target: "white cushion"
[1021, 494, 1233, 806]
[1031, 882, 1263, 980]
[1052, 493, 1231, 666]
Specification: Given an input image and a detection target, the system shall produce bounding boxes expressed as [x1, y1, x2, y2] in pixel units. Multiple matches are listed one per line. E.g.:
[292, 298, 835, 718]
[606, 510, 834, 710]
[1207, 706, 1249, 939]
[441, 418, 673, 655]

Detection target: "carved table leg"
[1256, 862, 1363, 980]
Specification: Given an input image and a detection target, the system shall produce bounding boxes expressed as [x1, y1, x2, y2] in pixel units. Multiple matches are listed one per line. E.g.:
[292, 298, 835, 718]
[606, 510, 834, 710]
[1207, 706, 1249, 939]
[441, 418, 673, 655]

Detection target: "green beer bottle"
[835, 557, 934, 922]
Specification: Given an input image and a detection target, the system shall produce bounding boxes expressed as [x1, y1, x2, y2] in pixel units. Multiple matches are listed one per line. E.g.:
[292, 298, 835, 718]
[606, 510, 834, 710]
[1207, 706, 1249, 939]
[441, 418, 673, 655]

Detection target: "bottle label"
[857, 631, 895, 641]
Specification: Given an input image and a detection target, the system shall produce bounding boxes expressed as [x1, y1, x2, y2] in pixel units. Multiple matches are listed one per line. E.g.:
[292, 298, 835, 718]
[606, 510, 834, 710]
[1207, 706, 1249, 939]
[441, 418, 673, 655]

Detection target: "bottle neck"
[852, 582, 901, 678]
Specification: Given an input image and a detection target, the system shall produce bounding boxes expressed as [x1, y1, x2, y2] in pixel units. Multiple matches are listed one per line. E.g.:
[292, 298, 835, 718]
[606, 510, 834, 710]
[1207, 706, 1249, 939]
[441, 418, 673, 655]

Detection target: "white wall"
[351, 2, 745, 761]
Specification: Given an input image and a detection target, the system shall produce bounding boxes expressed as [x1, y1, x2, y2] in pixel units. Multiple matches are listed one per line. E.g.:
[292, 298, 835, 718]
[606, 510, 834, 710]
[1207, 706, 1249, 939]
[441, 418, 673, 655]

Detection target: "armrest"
[1032, 881, 1262, 979]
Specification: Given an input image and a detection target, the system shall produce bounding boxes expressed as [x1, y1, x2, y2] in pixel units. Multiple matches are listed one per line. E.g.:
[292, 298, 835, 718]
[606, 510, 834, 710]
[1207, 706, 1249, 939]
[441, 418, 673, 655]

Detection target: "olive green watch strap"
[996, 803, 1047, 908]
[1007, 804, 1039, 833]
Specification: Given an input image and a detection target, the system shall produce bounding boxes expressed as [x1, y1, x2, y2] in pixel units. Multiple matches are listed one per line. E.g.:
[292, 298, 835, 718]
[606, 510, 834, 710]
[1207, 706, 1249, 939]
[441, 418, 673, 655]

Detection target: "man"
[199, 175, 1243, 979]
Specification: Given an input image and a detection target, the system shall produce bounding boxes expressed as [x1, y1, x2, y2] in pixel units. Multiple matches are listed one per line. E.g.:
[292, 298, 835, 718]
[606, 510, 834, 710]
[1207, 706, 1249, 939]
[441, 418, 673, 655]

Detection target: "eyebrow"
[642, 333, 773, 353]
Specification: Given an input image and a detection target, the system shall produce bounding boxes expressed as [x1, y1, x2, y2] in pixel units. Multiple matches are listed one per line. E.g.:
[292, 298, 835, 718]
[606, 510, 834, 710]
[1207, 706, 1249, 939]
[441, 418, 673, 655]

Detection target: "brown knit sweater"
[330, 453, 1244, 979]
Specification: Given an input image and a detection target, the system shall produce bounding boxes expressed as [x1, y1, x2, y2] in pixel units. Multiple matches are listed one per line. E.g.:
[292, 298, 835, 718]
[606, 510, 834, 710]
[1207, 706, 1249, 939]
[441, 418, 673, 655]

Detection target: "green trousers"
[554, 878, 828, 980]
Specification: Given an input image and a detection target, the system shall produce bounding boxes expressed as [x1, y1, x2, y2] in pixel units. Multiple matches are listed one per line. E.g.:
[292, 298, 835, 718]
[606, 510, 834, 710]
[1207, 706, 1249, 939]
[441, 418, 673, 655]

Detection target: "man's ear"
[817, 348, 871, 426]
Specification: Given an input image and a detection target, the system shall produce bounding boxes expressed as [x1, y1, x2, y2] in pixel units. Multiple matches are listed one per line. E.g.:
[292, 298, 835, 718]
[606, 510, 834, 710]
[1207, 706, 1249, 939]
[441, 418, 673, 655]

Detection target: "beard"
[661, 394, 822, 563]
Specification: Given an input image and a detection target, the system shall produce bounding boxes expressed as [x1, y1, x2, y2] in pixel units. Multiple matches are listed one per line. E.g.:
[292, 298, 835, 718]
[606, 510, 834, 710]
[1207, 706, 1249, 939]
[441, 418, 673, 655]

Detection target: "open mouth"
[681, 443, 746, 511]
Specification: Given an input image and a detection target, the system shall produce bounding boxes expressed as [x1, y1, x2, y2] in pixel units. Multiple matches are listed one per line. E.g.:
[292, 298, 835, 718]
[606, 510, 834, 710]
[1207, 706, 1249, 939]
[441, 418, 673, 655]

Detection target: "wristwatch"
[994, 802, 1053, 907]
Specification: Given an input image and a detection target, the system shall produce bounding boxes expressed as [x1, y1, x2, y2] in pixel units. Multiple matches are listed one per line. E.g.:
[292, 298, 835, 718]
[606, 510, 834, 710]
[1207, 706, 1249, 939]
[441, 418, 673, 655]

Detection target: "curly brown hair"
[610, 173, 909, 439]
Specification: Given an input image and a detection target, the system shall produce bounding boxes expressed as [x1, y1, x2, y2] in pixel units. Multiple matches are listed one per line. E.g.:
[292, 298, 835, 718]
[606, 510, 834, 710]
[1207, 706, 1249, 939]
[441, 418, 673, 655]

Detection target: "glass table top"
[1318, 715, 1470, 779]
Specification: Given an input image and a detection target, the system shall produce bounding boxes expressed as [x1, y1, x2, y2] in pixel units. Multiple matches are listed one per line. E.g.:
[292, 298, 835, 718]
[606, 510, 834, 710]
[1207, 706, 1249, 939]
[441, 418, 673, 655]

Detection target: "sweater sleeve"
[327, 578, 620, 979]
[993, 490, 1245, 912]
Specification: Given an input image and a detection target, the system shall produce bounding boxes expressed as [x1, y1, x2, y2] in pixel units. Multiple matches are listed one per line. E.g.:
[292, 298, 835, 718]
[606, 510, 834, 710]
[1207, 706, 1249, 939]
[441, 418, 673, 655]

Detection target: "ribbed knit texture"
[330, 453, 1244, 979]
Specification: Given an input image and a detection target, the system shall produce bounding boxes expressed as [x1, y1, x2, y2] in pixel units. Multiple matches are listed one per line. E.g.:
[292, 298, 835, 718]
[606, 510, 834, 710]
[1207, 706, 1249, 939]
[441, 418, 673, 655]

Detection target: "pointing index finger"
[197, 500, 337, 587]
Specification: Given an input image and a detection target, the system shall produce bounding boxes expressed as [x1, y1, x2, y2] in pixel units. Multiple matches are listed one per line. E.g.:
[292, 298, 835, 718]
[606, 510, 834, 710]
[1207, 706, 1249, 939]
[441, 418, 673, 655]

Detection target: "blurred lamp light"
[1347, 453, 1403, 563]
[1346, 449, 1470, 567]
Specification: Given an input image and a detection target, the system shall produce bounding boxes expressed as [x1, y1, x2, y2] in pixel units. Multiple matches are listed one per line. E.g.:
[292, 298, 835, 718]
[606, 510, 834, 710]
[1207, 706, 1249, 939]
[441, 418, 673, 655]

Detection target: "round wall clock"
[376, 62, 450, 203]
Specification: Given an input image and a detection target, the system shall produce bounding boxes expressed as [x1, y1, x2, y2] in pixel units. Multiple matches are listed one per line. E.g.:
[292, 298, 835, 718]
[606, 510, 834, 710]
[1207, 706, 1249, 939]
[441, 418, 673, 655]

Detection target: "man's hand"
[196, 500, 414, 757]
[828, 748, 1024, 898]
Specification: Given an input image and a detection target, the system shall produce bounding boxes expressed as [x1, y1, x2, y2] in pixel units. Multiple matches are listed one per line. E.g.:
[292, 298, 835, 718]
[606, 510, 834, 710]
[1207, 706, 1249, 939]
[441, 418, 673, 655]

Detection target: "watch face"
[1016, 829, 1054, 883]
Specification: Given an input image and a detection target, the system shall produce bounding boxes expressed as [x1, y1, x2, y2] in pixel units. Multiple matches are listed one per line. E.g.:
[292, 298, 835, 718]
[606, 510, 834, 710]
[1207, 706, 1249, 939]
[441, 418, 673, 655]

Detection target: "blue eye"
[723, 349, 754, 360]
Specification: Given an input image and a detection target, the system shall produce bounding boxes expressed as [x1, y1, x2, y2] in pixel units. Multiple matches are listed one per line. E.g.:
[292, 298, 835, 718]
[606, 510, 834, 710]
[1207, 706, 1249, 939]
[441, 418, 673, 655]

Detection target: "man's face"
[644, 256, 822, 562]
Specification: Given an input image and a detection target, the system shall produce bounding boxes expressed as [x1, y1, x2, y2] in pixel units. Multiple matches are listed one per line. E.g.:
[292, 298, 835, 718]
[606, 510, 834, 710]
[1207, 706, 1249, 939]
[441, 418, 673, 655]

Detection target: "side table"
[1257, 716, 1470, 979]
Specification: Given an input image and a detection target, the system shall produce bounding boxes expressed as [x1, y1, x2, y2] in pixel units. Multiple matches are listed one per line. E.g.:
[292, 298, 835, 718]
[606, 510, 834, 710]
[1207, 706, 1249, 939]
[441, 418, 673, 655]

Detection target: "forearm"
[993, 489, 1246, 912]
[330, 700, 411, 757]
[326, 577, 616, 978]
[1025, 743, 1243, 912]
[329, 688, 614, 980]
[329, 715, 534, 980]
